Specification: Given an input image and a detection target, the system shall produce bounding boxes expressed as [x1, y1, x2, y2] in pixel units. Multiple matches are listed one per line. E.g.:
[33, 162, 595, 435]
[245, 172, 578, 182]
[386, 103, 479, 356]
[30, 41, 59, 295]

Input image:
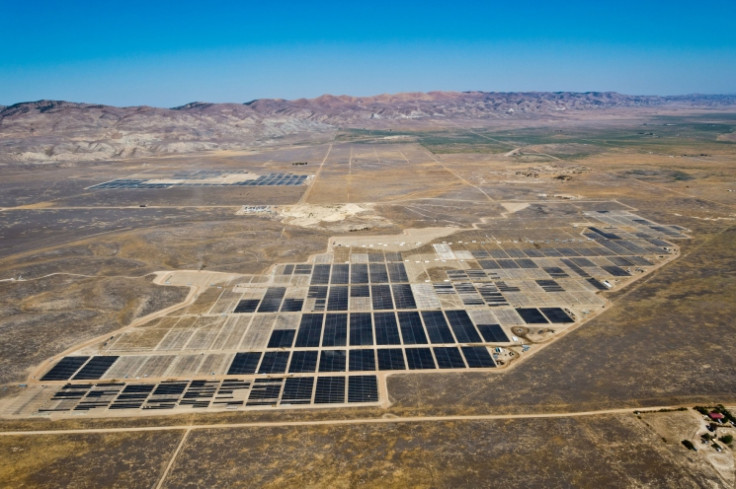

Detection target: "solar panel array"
[36, 209, 686, 414]
[90, 172, 307, 189]
[40, 375, 379, 412]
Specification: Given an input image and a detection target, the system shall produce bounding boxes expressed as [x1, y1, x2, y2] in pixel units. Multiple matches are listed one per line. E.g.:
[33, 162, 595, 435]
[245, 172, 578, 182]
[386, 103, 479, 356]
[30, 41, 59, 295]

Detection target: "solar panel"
[257, 287, 286, 313]
[405, 348, 436, 369]
[153, 382, 188, 395]
[368, 252, 385, 263]
[571, 257, 596, 267]
[347, 375, 378, 403]
[421, 311, 456, 344]
[444, 310, 482, 343]
[461, 346, 496, 368]
[391, 284, 417, 309]
[319, 350, 347, 372]
[350, 285, 370, 297]
[369, 263, 389, 283]
[322, 313, 348, 347]
[387, 262, 409, 282]
[377, 349, 406, 370]
[295, 314, 324, 347]
[248, 383, 282, 403]
[227, 352, 262, 374]
[476, 324, 510, 343]
[348, 349, 376, 371]
[311, 264, 331, 284]
[234, 299, 260, 313]
[280, 298, 304, 312]
[515, 308, 550, 324]
[314, 376, 345, 404]
[307, 286, 328, 299]
[281, 377, 314, 404]
[72, 356, 118, 380]
[373, 312, 401, 345]
[478, 259, 500, 269]
[371, 285, 394, 310]
[330, 264, 350, 284]
[497, 259, 519, 269]
[349, 313, 374, 346]
[288, 350, 319, 373]
[327, 286, 349, 311]
[258, 351, 290, 374]
[350, 264, 369, 284]
[602, 265, 630, 277]
[515, 258, 538, 268]
[540, 307, 575, 323]
[397, 311, 428, 344]
[433, 347, 466, 368]
[267, 329, 296, 348]
[41, 356, 90, 381]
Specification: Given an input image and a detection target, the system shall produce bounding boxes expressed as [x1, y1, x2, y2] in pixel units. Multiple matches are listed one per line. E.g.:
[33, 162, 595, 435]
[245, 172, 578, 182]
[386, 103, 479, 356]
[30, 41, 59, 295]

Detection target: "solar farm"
[9, 206, 687, 417]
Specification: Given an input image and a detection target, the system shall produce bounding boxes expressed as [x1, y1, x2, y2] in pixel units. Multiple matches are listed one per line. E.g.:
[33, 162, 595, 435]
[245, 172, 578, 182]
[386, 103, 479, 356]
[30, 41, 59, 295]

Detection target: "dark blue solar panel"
[461, 346, 496, 368]
[314, 376, 345, 404]
[267, 329, 295, 348]
[478, 259, 500, 269]
[373, 312, 401, 345]
[311, 264, 331, 284]
[348, 349, 376, 371]
[515, 258, 538, 268]
[280, 298, 304, 312]
[330, 264, 350, 284]
[445, 310, 482, 343]
[281, 377, 314, 404]
[350, 313, 374, 346]
[476, 324, 510, 343]
[433, 347, 466, 368]
[348, 375, 378, 403]
[350, 285, 370, 297]
[540, 307, 575, 323]
[397, 311, 428, 345]
[377, 349, 406, 370]
[234, 299, 260, 313]
[327, 286, 349, 311]
[515, 308, 549, 324]
[319, 350, 347, 372]
[369, 263, 389, 283]
[421, 311, 456, 344]
[41, 356, 90, 381]
[295, 314, 324, 347]
[227, 352, 262, 374]
[322, 313, 348, 346]
[350, 264, 369, 284]
[72, 356, 118, 380]
[257, 287, 286, 313]
[391, 284, 416, 309]
[405, 348, 436, 370]
[307, 286, 328, 299]
[387, 262, 409, 282]
[371, 285, 394, 310]
[497, 259, 519, 269]
[288, 350, 319, 373]
[258, 351, 290, 374]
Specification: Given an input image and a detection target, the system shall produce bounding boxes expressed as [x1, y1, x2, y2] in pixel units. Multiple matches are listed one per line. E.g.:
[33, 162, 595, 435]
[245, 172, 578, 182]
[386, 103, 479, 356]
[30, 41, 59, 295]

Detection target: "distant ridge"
[1, 91, 735, 164]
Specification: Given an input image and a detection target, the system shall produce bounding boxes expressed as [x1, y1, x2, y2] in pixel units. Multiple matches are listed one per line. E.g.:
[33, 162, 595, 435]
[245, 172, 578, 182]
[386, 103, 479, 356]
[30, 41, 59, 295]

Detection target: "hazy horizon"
[2, 0, 735, 107]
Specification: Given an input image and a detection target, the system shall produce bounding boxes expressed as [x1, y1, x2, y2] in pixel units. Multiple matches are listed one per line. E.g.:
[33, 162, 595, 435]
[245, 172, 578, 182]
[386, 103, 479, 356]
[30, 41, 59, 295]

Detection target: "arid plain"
[1, 94, 735, 488]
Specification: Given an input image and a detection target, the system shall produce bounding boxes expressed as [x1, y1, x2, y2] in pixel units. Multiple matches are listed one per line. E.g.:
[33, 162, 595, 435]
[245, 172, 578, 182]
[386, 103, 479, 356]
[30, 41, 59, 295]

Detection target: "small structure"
[709, 412, 725, 421]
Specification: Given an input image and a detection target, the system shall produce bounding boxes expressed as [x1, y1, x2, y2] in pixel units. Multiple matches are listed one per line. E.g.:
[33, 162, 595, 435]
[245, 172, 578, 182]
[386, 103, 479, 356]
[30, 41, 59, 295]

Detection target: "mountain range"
[1, 91, 734, 164]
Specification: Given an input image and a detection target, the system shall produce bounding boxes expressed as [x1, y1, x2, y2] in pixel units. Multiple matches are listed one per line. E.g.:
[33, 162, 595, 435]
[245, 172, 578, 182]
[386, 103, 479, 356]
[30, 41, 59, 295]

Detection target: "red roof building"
[709, 412, 725, 420]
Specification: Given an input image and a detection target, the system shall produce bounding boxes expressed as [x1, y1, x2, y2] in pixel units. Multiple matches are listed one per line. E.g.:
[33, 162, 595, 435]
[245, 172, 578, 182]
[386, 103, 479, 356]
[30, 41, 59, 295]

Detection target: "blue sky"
[1, 0, 734, 107]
